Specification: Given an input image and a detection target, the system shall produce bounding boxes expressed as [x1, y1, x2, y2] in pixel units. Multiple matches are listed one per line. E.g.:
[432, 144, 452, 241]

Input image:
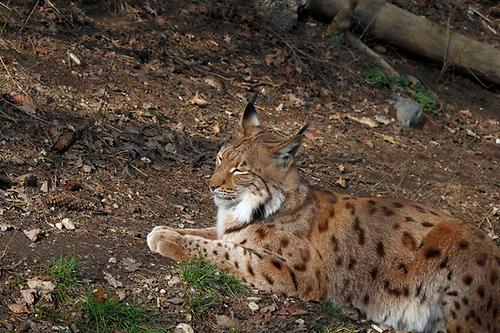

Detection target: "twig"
[345, 32, 399, 78]
[92, 55, 116, 122]
[128, 163, 149, 178]
[0, 228, 18, 262]
[46, 0, 60, 14]
[0, 56, 29, 95]
[470, 6, 490, 22]
[20, 0, 39, 32]
[0, 109, 17, 122]
[0, 0, 12, 36]
[439, 10, 453, 79]
[163, 50, 235, 82]
[0, 1, 11, 10]
[2, 98, 49, 123]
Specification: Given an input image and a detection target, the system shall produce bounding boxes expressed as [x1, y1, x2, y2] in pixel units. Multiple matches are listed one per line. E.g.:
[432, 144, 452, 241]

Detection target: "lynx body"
[148, 97, 499, 333]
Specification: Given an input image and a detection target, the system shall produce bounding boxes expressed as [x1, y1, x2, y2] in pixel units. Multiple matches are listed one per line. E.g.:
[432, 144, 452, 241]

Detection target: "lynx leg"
[147, 226, 217, 239]
[147, 227, 300, 297]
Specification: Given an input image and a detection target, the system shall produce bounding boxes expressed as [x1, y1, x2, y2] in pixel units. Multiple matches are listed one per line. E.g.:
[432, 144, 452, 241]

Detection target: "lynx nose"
[209, 176, 225, 192]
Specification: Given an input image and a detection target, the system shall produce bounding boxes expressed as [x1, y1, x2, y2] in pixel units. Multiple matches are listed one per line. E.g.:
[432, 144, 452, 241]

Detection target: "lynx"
[147, 96, 499, 333]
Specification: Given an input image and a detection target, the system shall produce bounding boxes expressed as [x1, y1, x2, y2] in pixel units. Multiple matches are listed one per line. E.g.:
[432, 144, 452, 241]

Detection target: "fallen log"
[302, 0, 500, 86]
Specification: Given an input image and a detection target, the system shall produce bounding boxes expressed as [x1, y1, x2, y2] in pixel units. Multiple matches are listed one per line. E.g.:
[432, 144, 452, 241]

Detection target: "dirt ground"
[0, 0, 499, 332]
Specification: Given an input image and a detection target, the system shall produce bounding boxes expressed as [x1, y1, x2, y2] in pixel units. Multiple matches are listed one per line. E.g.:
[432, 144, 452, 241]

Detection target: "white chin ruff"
[216, 191, 284, 225]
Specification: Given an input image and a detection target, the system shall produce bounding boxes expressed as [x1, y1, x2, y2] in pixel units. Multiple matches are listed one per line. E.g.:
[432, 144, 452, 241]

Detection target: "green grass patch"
[414, 86, 439, 114]
[178, 259, 247, 298]
[363, 70, 390, 88]
[394, 74, 411, 87]
[178, 259, 248, 316]
[48, 256, 81, 304]
[32, 257, 166, 332]
[311, 301, 356, 333]
[327, 31, 345, 45]
[318, 300, 343, 320]
[49, 256, 80, 288]
[80, 294, 165, 333]
[13, 275, 26, 287]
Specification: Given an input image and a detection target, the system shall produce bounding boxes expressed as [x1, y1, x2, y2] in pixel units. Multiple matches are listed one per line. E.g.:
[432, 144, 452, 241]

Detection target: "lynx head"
[210, 94, 308, 224]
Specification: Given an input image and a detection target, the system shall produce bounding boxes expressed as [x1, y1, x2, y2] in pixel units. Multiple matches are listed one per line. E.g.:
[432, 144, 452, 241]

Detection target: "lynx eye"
[230, 167, 248, 175]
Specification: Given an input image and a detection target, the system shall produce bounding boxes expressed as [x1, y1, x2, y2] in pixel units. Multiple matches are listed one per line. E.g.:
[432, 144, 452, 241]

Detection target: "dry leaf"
[6, 91, 37, 115]
[336, 176, 347, 188]
[260, 304, 277, 313]
[20, 289, 35, 305]
[23, 229, 43, 242]
[92, 286, 108, 304]
[203, 77, 221, 90]
[27, 278, 55, 292]
[121, 257, 141, 272]
[347, 115, 378, 128]
[215, 314, 238, 328]
[8, 304, 29, 314]
[212, 122, 221, 134]
[374, 115, 391, 125]
[190, 92, 209, 107]
[360, 138, 374, 148]
[383, 135, 397, 144]
[103, 271, 123, 288]
[276, 302, 308, 316]
[287, 93, 305, 107]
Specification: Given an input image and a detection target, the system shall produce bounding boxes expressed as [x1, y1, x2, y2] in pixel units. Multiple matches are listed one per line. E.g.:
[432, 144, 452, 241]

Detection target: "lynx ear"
[273, 123, 309, 166]
[240, 93, 260, 136]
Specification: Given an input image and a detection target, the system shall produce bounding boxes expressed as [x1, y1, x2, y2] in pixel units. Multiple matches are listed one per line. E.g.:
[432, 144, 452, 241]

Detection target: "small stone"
[248, 301, 259, 311]
[167, 276, 181, 287]
[174, 323, 194, 333]
[10, 155, 25, 165]
[0, 223, 14, 232]
[295, 318, 305, 325]
[82, 164, 92, 173]
[40, 181, 49, 193]
[61, 218, 75, 230]
[55, 223, 63, 230]
[108, 257, 117, 264]
[394, 96, 424, 128]
[167, 296, 184, 305]
[159, 289, 166, 294]
[164, 143, 177, 154]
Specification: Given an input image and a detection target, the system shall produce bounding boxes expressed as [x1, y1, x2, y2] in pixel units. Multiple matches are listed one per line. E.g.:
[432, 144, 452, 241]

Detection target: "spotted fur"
[148, 98, 499, 333]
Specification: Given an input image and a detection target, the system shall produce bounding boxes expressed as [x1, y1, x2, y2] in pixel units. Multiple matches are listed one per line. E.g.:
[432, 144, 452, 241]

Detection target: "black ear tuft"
[240, 92, 260, 135]
[273, 123, 309, 166]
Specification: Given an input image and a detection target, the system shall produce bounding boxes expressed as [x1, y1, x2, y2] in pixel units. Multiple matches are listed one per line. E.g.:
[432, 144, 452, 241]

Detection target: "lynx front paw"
[147, 226, 189, 261]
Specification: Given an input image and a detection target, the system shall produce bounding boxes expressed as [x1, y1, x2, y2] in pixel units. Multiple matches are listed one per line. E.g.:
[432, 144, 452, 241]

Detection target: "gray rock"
[394, 97, 424, 128]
